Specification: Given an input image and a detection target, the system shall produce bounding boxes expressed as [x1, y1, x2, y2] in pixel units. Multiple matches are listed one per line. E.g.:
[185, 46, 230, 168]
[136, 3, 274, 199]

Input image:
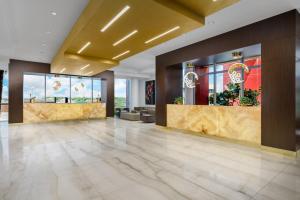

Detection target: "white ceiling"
[113, 0, 300, 78]
[0, 0, 299, 76]
[0, 0, 88, 66]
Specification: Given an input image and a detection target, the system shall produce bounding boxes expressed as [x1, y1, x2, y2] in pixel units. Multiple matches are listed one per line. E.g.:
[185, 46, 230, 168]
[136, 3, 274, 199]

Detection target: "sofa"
[115, 108, 130, 118]
[119, 107, 156, 122]
[140, 109, 156, 123]
[120, 111, 140, 121]
[134, 107, 155, 112]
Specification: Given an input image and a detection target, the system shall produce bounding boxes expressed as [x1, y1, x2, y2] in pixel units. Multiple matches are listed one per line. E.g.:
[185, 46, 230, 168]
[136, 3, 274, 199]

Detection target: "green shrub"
[174, 97, 184, 104]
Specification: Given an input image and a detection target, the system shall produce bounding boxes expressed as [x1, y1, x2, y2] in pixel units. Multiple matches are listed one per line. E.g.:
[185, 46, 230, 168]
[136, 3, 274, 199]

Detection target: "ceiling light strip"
[113, 30, 138, 46]
[60, 68, 66, 73]
[86, 71, 94, 76]
[80, 64, 90, 71]
[77, 42, 91, 54]
[112, 50, 130, 60]
[101, 5, 130, 32]
[145, 26, 180, 44]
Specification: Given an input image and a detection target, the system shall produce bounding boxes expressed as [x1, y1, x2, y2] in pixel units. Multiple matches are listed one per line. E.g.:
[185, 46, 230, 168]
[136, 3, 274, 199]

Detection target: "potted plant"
[239, 88, 260, 106]
[239, 96, 253, 106]
[213, 83, 241, 106]
[174, 97, 184, 105]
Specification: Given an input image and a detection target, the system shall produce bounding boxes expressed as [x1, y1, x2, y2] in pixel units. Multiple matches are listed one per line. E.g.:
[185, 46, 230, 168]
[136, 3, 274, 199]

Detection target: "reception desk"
[24, 103, 106, 123]
[167, 104, 261, 144]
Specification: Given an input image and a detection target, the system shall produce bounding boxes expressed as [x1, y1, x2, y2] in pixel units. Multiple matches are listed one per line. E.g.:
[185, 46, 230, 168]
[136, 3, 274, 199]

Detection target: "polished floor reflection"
[0, 112, 8, 122]
[0, 119, 299, 200]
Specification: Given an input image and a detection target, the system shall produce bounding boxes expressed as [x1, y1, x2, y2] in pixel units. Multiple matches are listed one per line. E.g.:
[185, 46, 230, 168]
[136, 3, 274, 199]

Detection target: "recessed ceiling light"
[145, 26, 180, 44]
[42, 43, 47, 47]
[46, 31, 52, 34]
[113, 30, 138, 46]
[86, 71, 94, 76]
[60, 68, 66, 73]
[80, 64, 90, 71]
[77, 42, 91, 54]
[101, 5, 130, 32]
[51, 11, 57, 16]
[112, 50, 130, 60]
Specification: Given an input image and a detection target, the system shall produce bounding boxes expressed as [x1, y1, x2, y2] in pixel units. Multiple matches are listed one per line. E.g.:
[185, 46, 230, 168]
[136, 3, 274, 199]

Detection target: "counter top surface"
[167, 104, 261, 144]
[24, 102, 106, 123]
[24, 102, 105, 105]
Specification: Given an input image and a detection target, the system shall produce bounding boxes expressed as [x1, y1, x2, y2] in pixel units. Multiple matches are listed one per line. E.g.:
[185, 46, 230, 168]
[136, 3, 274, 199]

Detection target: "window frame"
[23, 72, 103, 104]
[184, 55, 261, 105]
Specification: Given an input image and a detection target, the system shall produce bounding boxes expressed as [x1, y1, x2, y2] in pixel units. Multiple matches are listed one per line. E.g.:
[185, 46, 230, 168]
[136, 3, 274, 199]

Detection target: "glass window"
[46, 74, 70, 103]
[216, 71, 232, 93]
[1, 71, 8, 104]
[93, 78, 102, 103]
[192, 56, 261, 106]
[115, 79, 127, 108]
[24, 74, 45, 103]
[216, 60, 241, 72]
[71, 77, 92, 103]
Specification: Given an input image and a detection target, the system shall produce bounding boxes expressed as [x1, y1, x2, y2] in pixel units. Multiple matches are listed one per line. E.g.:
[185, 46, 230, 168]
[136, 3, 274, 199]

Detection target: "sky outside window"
[1, 72, 8, 103]
[115, 79, 127, 108]
[23, 74, 45, 102]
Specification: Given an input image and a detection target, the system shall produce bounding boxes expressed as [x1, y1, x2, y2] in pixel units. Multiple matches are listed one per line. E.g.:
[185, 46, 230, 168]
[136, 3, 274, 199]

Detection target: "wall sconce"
[232, 51, 243, 59]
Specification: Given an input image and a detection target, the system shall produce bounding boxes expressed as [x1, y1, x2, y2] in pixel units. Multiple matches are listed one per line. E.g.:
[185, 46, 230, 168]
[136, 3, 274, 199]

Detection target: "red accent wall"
[195, 67, 209, 105]
[244, 57, 262, 102]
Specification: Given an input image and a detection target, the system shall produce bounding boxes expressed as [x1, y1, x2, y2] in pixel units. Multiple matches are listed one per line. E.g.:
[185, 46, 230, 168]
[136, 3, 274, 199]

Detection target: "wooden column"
[93, 71, 114, 117]
[9, 60, 50, 123]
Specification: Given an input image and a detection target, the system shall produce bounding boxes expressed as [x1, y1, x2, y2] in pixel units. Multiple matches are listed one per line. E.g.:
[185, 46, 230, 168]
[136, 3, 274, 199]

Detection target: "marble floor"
[0, 119, 299, 200]
[0, 112, 8, 122]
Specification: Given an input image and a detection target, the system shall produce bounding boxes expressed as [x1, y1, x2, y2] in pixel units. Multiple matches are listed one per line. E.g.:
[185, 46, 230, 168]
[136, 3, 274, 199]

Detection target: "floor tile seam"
[249, 163, 290, 199]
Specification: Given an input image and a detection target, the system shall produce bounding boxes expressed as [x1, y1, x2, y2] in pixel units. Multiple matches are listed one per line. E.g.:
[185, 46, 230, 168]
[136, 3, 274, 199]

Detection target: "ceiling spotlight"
[51, 11, 57, 16]
[113, 30, 138, 46]
[60, 68, 66, 73]
[42, 43, 46, 47]
[112, 50, 130, 60]
[77, 42, 91, 54]
[145, 26, 180, 44]
[101, 5, 130, 32]
[80, 64, 90, 71]
[46, 31, 51, 34]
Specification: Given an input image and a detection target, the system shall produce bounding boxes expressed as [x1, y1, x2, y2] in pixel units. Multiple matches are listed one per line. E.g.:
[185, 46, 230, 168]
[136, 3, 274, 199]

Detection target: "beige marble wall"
[167, 105, 261, 144]
[24, 103, 106, 123]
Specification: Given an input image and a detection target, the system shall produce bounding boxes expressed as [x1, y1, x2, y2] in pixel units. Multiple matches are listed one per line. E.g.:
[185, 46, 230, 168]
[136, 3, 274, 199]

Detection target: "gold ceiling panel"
[51, 0, 239, 76]
[164, 0, 240, 16]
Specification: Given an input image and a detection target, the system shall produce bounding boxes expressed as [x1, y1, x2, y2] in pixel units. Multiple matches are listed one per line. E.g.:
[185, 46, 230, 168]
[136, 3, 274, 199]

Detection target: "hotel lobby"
[1, 0, 300, 199]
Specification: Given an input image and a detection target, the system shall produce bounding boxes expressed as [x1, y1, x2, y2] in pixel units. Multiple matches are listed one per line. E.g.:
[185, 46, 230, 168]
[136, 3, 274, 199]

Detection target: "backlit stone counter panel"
[24, 103, 106, 123]
[167, 105, 261, 144]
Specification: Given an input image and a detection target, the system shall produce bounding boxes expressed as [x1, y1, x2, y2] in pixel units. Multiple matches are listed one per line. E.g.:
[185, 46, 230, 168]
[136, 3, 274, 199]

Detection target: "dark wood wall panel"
[261, 37, 296, 151]
[156, 64, 183, 125]
[9, 59, 50, 123]
[166, 64, 183, 104]
[156, 10, 299, 151]
[94, 71, 114, 117]
[296, 12, 300, 150]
